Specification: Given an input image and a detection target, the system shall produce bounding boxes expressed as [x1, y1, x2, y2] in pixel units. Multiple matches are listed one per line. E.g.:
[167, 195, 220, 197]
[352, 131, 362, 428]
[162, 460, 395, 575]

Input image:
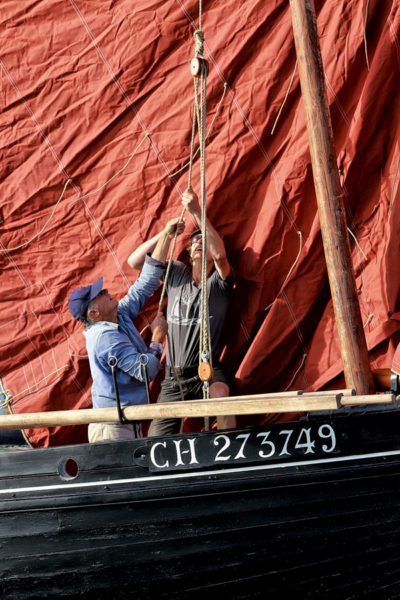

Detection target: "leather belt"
[166, 365, 198, 378]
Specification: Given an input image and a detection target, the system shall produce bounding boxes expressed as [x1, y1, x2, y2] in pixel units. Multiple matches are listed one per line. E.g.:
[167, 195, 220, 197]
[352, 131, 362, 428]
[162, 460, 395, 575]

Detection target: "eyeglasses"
[190, 235, 202, 245]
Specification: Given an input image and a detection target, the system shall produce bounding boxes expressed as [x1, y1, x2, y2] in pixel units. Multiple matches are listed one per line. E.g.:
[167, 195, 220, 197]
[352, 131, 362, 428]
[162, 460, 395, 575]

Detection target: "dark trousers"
[147, 376, 203, 437]
[148, 365, 229, 437]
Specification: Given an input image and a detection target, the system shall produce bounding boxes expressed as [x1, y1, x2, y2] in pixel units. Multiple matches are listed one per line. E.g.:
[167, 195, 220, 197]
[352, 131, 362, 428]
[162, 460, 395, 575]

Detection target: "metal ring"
[107, 355, 118, 368]
[139, 353, 149, 366]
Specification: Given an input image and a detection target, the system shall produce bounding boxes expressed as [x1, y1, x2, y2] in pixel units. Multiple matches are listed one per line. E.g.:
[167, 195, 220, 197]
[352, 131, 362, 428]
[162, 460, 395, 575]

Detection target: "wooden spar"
[289, 0, 374, 395]
[0, 391, 394, 430]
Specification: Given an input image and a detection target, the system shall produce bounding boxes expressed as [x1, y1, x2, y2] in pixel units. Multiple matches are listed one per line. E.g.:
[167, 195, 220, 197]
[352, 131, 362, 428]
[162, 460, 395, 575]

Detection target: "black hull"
[0, 429, 28, 446]
[1, 406, 400, 599]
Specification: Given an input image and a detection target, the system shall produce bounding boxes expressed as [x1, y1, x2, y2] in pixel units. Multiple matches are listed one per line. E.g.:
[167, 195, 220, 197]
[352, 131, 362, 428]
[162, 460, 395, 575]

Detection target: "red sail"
[1, 0, 399, 447]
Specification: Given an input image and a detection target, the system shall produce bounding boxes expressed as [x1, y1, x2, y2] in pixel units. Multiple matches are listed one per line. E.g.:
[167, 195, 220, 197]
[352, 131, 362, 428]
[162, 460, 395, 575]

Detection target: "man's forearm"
[151, 230, 172, 263]
[127, 233, 161, 270]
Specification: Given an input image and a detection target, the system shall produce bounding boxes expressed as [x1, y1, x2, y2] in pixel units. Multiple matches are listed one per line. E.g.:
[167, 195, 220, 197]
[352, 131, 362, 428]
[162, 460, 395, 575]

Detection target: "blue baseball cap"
[68, 277, 103, 321]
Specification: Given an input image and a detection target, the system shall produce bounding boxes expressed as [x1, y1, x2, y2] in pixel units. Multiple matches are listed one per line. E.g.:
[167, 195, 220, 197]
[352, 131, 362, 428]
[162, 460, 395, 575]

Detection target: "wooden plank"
[0, 392, 394, 430]
[289, 0, 374, 395]
[340, 394, 395, 406]
[184, 389, 355, 401]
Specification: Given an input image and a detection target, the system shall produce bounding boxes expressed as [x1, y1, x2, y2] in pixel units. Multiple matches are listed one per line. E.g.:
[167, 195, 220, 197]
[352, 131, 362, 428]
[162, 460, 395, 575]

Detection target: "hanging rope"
[157, 32, 202, 311]
[169, 82, 228, 178]
[157, 3, 212, 422]
[157, 7, 207, 310]
[156, 84, 199, 311]
[197, 52, 213, 403]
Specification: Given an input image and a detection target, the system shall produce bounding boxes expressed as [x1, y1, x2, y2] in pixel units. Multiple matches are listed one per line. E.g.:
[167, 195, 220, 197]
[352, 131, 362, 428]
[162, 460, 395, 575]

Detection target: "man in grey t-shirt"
[127, 189, 236, 435]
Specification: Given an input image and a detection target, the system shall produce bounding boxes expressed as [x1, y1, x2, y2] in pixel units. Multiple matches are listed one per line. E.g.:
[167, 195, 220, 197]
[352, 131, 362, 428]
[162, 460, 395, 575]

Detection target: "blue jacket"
[84, 257, 164, 408]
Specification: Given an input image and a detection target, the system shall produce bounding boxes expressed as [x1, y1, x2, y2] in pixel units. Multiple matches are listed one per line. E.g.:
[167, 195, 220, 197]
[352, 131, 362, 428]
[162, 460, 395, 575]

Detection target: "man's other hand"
[182, 188, 200, 214]
[150, 311, 168, 343]
[165, 217, 185, 239]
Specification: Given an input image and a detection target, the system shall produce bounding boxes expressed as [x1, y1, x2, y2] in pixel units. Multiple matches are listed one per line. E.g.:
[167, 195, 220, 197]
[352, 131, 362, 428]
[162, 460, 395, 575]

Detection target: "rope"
[5, 364, 70, 402]
[198, 57, 212, 403]
[388, 151, 400, 217]
[364, 0, 370, 70]
[188, 82, 199, 190]
[157, 28, 205, 311]
[194, 29, 204, 55]
[155, 21, 209, 406]
[0, 132, 150, 253]
[159, 3, 211, 412]
[169, 83, 227, 178]
[70, 132, 149, 205]
[347, 226, 368, 261]
[283, 353, 307, 391]
[158, 207, 186, 310]
[198, 0, 203, 32]
[271, 60, 297, 135]
[264, 230, 302, 311]
[363, 313, 373, 328]
[0, 377, 12, 411]
[0, 178, 73, 252]
[157, 75, 202, 310]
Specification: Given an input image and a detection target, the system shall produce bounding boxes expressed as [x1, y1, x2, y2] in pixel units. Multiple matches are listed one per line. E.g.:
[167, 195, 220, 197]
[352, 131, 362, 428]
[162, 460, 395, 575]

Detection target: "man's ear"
[87, 306, 99, 321]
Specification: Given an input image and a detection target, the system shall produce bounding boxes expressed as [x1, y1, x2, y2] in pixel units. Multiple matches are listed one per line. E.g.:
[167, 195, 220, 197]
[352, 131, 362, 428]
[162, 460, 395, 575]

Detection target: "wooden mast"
[289, 0, 374, 395]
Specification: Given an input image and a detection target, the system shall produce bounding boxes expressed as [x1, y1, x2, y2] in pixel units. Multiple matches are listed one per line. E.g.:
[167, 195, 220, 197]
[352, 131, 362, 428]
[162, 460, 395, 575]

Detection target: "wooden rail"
[0, 390, 395, 430]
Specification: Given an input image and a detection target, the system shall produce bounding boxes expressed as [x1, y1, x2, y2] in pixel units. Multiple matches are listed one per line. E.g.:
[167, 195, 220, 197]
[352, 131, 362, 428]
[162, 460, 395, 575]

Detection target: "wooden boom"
[0, 391, 394, 431]
[289, 0, 374, 395]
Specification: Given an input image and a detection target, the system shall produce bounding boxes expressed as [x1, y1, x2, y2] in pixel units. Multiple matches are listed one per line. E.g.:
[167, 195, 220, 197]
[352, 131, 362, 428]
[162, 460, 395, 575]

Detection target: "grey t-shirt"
[164, 261, 232, 368]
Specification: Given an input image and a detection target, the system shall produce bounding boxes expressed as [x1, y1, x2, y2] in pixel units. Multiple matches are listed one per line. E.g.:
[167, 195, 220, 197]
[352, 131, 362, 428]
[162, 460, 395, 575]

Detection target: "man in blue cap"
[127, 188, 236, 435]
[68, 227, 183, 442]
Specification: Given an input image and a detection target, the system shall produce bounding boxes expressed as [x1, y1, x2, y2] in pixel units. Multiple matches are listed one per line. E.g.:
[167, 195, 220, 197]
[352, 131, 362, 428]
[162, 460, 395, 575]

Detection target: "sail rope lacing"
[1, 365, 70, 406]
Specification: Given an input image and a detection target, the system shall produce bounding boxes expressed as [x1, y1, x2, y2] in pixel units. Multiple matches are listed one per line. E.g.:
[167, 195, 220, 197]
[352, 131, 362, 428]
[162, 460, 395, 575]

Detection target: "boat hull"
[1, 406, 400, 599]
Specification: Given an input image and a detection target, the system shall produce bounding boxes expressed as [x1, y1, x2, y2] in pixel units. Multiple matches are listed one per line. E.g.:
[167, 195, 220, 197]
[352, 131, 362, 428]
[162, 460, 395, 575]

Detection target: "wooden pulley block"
[190, 56, 209, 77]
[198, 361, 213, 382]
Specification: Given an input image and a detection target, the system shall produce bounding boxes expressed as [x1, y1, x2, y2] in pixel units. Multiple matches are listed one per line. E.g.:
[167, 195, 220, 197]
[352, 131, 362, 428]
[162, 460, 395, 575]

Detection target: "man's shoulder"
[171, 259, 190, 272]
[85, 322, 128, 360]
[167, 260, 191, 285]
[210, 265, 234, 288]
[84, 321, 119, 342]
